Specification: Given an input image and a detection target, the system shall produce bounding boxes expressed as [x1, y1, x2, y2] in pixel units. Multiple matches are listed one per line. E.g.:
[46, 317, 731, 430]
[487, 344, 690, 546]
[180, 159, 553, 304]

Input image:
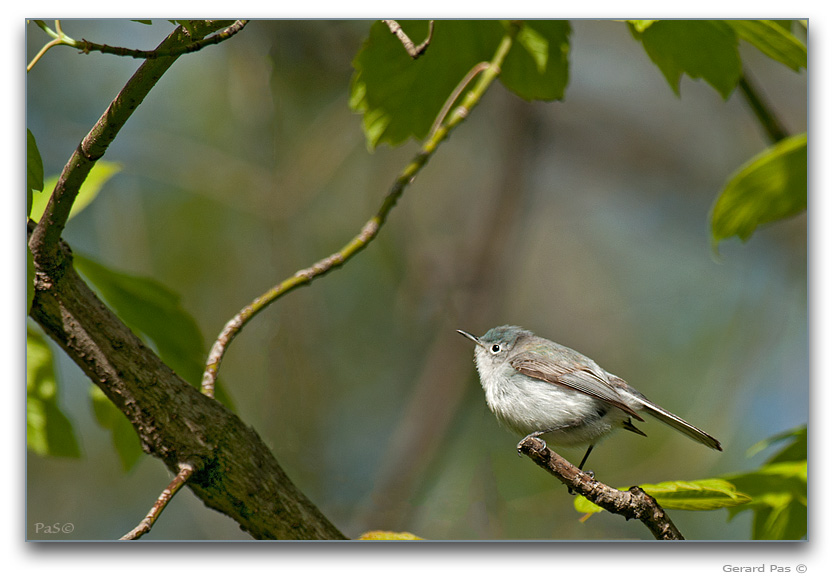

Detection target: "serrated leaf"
[574, 478, 750, 516]
[26, 328, 82, 458]
[501, 20, 571, 101]
[72, 254, 235, 409]
[30, 161, 122, 224]
[711, 133, 806, 245]
[27, 129, 44, 217]
[726, 20, 806, 71]
[351, 20, 504, 149]
[634, 20, 741, 98]
[90, 387, 143, 471]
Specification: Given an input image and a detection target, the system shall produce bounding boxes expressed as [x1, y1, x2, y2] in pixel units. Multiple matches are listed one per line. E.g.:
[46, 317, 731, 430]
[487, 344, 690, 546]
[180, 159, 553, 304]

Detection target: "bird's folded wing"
[510, 353, 644, 421]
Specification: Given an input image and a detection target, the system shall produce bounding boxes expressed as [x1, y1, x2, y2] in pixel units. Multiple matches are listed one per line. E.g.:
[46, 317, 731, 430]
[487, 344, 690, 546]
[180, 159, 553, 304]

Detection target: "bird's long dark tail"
[641, 401, 723, 451]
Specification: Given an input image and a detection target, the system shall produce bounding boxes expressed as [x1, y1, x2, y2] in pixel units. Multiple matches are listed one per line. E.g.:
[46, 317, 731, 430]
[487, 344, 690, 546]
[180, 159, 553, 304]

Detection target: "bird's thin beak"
[456, 329, 482, 347]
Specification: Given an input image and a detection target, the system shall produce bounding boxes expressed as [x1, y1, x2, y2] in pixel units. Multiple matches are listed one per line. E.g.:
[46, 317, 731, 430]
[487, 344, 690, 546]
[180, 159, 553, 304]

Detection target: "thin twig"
[120, 464, 195, 540]
[430, 62, 491, 137]
[27, 20, 246, 71]
[201, 23, 521, 399]
[383, 20, 435, 59]
[78, 20, 248, 60]
[518, 437, 685, 540]
[738, 72, 789, 144]
[27, 20, 68, 71]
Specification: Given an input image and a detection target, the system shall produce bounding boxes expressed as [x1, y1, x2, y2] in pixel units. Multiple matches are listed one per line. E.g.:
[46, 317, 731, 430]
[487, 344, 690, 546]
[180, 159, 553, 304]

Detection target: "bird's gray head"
[456, 325, 533, 365]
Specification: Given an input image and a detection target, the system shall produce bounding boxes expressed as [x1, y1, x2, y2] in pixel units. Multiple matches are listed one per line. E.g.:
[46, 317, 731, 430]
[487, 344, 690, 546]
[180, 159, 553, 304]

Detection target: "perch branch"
[517, 437, 685, 540]
[201, 22, 521, 398]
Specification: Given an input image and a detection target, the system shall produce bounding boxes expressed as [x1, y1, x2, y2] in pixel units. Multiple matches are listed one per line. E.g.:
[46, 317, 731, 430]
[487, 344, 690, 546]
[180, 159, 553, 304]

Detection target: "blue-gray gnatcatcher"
[457, 325, 722, 471]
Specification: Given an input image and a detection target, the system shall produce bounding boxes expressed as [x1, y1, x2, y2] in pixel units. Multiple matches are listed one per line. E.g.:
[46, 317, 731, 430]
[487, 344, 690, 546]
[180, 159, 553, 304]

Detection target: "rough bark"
[29, 236, 346, 540]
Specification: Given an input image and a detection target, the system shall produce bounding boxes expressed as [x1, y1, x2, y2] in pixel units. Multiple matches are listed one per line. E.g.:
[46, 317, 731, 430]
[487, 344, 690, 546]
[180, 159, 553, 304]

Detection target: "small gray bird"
[457, 325, 722, 471]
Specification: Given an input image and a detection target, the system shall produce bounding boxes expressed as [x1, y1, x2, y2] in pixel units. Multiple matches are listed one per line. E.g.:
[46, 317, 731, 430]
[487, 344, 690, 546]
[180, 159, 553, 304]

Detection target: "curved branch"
[517, 437, 684, 540]
[201, 22, 521, 398]
[120, 463, 195, 540]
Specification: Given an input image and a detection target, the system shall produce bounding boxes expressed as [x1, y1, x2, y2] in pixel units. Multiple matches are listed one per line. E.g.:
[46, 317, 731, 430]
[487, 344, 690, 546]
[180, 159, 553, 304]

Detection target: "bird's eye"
[490, 344, 501, 354]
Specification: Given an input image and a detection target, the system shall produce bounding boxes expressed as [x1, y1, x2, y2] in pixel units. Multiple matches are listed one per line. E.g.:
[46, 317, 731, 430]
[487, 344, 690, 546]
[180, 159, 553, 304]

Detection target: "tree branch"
[383, 20, 434, 59]
[27, 228, 346, 540]
[517, 437, 684, 540]
[120, 463, 195, 540]
[77, 20, 248, 59]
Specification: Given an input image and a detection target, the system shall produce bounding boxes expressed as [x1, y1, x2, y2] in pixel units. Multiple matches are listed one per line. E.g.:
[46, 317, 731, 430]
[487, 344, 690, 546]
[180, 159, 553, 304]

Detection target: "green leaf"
[724, 461, 807, 540]
[747, 425, 807, 464]
[711, 133, 807, 245]
[629, 20, 657, 34]
[27, 327, 82, 458]
[639, 479, 752, 510]
[351, 20, 505, 149]
[72, 254, 235, 409]
[90, 387, 143, 471]
[27, 129, 44, 217]
[633, 20, 742, 98]
[573, 494, 605, 515]
[750, 494, 806, 541]
[30, 161, 122, 223]
[351, 20, 573, 148]
[501, 21, 571, 101]
[574, 478, 750, 515]
[726, 20, 807, 71]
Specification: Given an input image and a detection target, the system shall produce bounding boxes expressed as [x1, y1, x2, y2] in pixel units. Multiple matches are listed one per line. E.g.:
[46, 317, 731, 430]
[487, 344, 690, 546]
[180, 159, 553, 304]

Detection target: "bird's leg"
[577, 444, 595, 477]
[564, 445, 597, 496]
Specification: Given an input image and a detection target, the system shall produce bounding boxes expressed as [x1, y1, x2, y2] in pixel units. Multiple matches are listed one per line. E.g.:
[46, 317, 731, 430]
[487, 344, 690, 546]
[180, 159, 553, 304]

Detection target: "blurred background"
[26, 20, 807, 540]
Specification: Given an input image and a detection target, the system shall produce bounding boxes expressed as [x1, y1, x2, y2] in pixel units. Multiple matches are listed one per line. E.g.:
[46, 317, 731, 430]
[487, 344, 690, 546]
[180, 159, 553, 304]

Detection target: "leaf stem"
[738, 72, 789, 144]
